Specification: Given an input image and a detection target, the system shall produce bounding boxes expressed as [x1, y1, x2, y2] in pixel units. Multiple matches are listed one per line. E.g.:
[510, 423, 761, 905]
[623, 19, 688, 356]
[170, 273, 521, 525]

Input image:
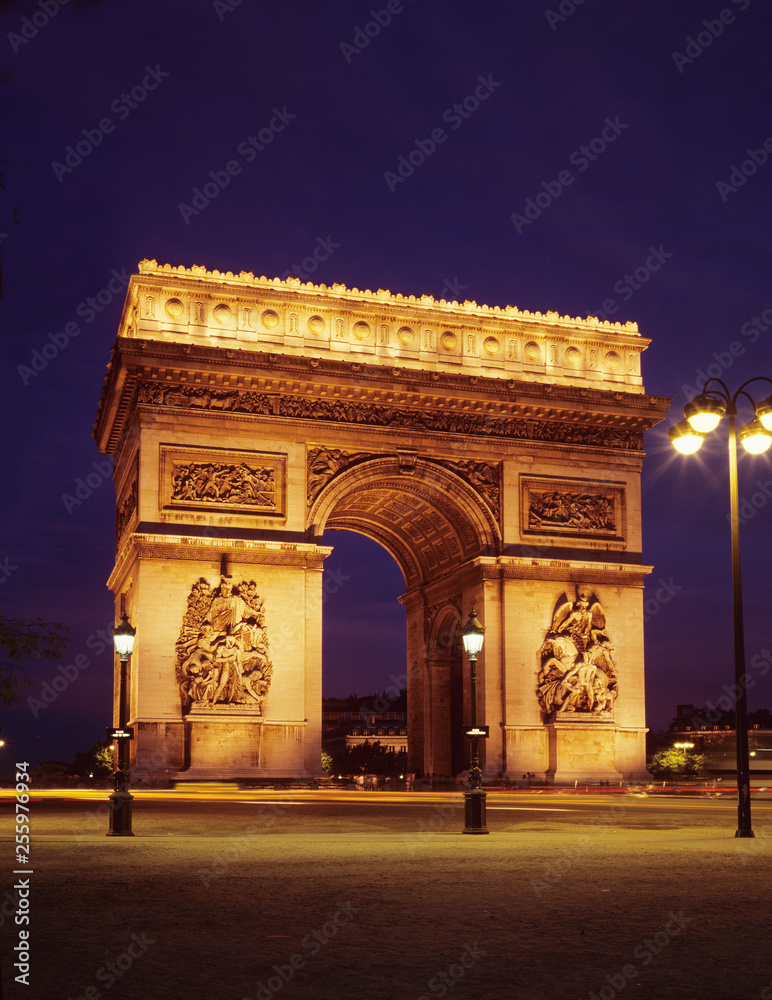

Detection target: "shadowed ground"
[1, 791, 771, 1000]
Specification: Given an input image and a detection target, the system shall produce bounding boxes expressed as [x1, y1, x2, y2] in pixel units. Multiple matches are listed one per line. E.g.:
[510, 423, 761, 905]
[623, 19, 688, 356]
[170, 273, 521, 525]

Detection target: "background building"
[668, 704, 772, 774]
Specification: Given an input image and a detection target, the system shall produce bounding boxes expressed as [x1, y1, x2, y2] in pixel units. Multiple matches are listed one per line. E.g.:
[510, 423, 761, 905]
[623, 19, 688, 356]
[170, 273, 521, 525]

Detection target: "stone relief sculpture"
[537, 588, 618, 716]
[529, 490, 615, 532]
[171, 461, 276, 507]
[306, 446, 368, 504]
[175, 577, 273, 712]
[440, 459, 501, 521]
[134, 378, 644, 451]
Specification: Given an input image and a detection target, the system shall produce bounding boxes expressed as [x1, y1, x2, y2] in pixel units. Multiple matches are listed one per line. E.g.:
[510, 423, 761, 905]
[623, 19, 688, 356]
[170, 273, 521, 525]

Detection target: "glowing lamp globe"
[738, 419, 772, 455]
[755, 397, 772, 432]
[684, 394, 725, 433]
[112, 613, 136, 658]
[669, 420, 704, 455]
[461, 610, 485, 659]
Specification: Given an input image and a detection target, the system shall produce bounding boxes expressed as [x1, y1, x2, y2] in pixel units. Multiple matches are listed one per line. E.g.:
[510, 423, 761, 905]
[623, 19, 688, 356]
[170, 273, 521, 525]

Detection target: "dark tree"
[332, 740, 407, 777]
[0, 616, 68, 705]
[72, 740, 113, 780]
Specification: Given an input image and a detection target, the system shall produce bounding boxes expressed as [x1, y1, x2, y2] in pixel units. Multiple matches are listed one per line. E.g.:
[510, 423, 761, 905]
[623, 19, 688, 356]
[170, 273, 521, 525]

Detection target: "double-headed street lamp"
[669, 377, 772, 839]
[107, 611, 136, 837]
[461, 608, 488, 835]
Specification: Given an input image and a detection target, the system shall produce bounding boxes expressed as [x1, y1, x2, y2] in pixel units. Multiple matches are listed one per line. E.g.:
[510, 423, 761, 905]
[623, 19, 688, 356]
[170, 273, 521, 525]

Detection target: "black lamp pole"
[669, 376, 772, 838]
[107, 610, 136, 837]
[462, 609, 488, 835]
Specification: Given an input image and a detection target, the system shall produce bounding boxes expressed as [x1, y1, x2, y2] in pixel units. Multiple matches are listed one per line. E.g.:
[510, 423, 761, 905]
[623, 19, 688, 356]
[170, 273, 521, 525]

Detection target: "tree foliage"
[330, 740, 407, 777]
[0, 616, 68, 706]
[647, 747, 707, 778]
[72, 740, 113, 779]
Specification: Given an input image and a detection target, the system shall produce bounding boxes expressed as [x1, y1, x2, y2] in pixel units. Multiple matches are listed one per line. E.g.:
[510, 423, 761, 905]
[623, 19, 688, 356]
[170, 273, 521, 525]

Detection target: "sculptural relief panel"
[537, 588, 618, 718]
[116, 474, 138, 548]
[160, 446, 286, 516]
[175, 577, 273, 714]
[521, 476, 625, 542]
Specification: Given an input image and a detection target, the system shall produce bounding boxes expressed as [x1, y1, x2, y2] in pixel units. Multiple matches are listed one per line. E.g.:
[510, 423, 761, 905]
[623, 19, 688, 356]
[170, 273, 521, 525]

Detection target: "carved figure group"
[529, 491, 615, 532]
[537, 588, 618, 716]
[172, 462, 275, 507]
[176, 577, 273, 712]
[138, 379, 643, 451]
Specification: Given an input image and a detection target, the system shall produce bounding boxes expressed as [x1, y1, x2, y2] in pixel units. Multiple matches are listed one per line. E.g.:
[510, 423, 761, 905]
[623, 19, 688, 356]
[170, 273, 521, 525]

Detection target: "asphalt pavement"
[1, 790, 771, 1000]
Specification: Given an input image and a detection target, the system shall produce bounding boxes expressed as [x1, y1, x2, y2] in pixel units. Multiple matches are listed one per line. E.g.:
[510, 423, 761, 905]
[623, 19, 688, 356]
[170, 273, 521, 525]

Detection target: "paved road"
[1, 790, 771, 1000]
[3, 787, 770, 838]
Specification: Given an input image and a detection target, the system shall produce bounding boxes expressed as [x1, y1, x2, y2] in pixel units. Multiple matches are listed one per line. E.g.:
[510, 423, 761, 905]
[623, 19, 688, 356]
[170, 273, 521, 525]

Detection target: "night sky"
[1, 0, 771, 768]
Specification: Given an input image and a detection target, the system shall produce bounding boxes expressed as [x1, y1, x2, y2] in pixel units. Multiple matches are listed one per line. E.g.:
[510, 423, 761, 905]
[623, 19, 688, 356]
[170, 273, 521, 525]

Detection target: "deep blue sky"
[1, 0, 771, 766]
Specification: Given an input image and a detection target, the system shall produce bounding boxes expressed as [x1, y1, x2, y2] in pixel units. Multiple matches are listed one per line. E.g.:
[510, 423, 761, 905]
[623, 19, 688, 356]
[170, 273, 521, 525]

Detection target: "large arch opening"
[309, 456, 500, 776]
[321, 529, 407, 699]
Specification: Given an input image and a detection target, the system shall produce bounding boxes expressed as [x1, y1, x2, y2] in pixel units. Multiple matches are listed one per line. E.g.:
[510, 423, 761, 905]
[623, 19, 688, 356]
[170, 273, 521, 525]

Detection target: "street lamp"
[669, 376, 772, 838]
[461, 608, 488, 835]
[107, 610, 136, 837]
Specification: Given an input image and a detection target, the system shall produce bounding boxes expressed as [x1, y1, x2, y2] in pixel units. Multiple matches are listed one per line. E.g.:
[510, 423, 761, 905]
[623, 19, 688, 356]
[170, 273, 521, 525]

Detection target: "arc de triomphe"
[94, 260, 668, 783]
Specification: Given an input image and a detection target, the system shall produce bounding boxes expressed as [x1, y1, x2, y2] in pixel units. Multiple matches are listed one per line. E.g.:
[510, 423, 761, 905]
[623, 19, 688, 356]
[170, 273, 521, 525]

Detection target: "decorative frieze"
[522, 476, 626, 540]
[135, 376, 644, 451]
[116, 477, 138, 545]
[160, 446, 286, 516]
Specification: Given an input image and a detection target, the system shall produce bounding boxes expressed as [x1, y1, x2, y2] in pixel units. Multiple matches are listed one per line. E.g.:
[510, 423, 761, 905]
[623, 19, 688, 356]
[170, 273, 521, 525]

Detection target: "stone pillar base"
[129, 714, 326, 784]
[545, 715, 622, 784]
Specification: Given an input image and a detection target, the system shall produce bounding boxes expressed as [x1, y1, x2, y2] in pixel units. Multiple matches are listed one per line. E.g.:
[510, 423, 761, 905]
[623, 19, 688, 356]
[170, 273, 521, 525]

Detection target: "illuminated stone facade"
[94, 259, 669, 783]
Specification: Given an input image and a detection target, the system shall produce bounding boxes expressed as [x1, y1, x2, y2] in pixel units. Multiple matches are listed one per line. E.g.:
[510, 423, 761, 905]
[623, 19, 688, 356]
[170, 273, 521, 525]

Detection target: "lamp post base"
[735, 829, 755, 839]
[462, 787, 488, 835]
[107, 790, 135, 836]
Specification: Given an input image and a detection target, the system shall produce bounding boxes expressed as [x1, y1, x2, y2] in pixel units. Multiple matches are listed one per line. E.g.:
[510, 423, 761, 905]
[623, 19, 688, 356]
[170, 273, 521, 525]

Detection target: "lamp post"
[107, 610, 136, 837]
[461, 608, 488, 835]
[669, 377, 772, 838]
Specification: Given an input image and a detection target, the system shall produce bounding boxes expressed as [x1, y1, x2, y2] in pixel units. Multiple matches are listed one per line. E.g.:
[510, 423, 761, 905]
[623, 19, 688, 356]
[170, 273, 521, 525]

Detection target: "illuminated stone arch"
[307, 455, 501, 589]
[95, 260, 668, 784]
